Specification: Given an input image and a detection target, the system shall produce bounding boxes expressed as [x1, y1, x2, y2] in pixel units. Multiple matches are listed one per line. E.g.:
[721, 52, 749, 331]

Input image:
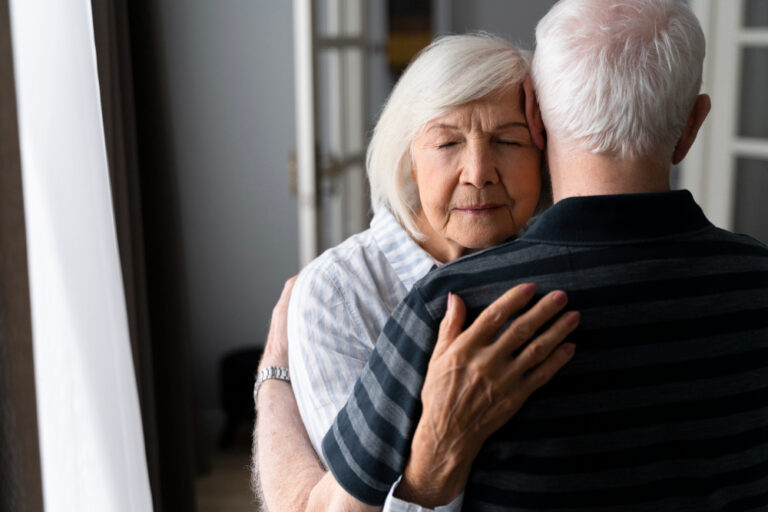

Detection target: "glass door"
[294, 0, 374, 265]
[733, 1, 768, 242]
[686, 0, 768, 242]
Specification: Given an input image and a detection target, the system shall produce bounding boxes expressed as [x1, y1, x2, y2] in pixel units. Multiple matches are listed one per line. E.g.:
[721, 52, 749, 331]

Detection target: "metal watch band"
[253, 366, 290, 401]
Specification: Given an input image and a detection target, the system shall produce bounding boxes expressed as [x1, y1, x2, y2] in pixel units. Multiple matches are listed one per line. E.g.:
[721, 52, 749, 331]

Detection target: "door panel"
[686, 0, 768, 239]
[295, 0, 373, 263]
[744, 0, 768, 27]
[734, 158, 768, 243]
[738, 47, 768, 138]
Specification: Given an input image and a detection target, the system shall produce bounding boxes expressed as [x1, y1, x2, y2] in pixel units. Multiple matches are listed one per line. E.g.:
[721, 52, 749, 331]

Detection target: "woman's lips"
[453, 204, 504, 215]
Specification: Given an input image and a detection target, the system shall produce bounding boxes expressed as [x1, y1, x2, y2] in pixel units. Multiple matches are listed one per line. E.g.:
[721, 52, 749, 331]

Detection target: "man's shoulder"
[708, 226, 768, 251]
[415, 237, 572, 289]
[686, 226, 768, 263]
[417, 239, 527, 286]
[408, 227, 768, 314]
[408, 238, 563, 318]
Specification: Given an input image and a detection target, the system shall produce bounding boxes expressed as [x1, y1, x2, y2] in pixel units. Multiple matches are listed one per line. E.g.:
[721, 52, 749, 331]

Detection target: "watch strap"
[253, 366, 290, 402]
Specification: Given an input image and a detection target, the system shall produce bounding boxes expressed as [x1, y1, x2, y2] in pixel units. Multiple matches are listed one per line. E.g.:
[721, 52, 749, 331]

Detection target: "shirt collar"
[521, 190, 712, 245]
[370, 209, 437, 290]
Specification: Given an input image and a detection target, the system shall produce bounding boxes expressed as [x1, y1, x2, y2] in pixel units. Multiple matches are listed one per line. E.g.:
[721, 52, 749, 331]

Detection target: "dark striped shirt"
[322, 190, 768, 511]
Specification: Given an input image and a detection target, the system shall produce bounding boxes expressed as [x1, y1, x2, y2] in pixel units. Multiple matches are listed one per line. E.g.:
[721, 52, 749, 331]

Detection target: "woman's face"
[411, 87, 541, 262]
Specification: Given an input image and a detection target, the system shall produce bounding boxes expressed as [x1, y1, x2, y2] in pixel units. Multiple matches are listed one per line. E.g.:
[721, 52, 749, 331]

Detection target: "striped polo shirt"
[322, 190, 768, 511]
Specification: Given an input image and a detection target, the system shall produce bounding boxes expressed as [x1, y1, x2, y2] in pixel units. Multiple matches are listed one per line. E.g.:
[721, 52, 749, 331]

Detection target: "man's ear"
[523, 76, 545, 151]
[672, 94, 711, 165]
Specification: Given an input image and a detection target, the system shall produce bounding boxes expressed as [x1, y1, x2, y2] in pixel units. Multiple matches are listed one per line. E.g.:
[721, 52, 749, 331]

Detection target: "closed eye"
[496, 139, 522, 147]
[437, 141, 459, 149]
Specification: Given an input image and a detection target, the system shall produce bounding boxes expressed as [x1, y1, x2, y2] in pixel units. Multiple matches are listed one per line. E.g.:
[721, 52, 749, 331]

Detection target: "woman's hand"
[395, 283, 579, 507]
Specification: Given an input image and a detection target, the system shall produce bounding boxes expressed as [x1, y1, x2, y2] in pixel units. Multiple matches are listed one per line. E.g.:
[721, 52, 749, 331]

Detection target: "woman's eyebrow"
[494, 121, 528, 130]
[426, 123, 460, 132]
[427, 121, 528, 132]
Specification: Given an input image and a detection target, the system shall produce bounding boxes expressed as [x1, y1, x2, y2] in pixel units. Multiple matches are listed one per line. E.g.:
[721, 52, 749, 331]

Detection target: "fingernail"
[552, 291, 567, 305]
[521, 283, 536, 296]
[447, 292, 453, 309]
[566, 311, 581, 326]
[563, 343, 576, 355]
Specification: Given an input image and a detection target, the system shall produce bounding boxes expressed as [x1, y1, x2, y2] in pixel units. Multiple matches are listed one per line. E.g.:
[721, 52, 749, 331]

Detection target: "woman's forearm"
[255, 380, 380, 512]
[254, 276, 380, 512]
[255, 380, 325, 512]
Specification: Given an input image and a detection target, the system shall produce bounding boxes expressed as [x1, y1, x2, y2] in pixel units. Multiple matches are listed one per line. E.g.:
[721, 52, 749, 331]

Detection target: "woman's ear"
[523, 76, 545, 151]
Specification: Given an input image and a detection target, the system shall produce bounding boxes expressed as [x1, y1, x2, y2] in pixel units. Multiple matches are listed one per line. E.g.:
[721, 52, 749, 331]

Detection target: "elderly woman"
[255, 34, 578, 511]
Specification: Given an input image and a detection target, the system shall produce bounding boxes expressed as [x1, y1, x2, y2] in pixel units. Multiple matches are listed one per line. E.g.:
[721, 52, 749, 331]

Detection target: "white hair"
[367, 34, 531, 238]
[532, 0, 705, 161]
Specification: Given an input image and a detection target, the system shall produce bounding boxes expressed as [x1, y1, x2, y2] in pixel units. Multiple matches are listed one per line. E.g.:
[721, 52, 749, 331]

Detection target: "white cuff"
[381, 477, 464, 512]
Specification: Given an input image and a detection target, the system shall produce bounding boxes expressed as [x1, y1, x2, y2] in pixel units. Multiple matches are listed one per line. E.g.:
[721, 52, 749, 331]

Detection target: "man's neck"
[547, 142, 672, 203]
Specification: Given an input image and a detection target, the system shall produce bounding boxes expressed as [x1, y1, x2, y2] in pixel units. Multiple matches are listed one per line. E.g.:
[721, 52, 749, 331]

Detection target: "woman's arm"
[254, 379, 324, 511]
[253, 277, 378, 512]
[253, 277, 320, 511]
[256, 380, 378, 511]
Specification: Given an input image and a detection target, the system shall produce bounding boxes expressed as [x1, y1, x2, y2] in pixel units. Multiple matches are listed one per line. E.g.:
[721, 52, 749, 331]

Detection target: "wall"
[448, 0, 558, 49]
[153, 0, 298, 417]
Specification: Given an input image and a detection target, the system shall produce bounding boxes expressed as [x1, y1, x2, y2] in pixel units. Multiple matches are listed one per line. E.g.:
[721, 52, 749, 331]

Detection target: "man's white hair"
[367, 34, 530, 238]
[532, 0, 705, 161]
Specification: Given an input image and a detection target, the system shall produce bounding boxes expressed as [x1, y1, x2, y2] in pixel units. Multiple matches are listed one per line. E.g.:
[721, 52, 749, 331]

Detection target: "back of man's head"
[532, 0, 705, 163]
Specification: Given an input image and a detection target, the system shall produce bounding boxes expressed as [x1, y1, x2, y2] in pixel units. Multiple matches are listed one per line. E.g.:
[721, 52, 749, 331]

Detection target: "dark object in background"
[388, 0, 431, 76]
[219, 347, 263, 449]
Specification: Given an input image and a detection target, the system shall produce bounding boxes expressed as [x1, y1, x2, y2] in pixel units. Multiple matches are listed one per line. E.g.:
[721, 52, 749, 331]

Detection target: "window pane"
[341, 0, 363, 37]
[744, 0, 768, 27]
[316, 0, 331, 37]
[739, 47, 768, 139]
[734, 158, 768, 244]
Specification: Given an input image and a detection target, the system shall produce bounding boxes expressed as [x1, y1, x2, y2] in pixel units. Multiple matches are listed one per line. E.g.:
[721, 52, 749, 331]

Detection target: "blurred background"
[1, 1, 766, 511]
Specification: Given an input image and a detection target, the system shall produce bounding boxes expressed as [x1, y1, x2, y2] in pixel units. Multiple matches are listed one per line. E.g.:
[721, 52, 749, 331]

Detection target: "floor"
[195, 434, 261, 512]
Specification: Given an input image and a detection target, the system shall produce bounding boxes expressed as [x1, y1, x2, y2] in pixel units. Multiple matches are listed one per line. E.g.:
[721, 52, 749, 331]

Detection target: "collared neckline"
[370, 209, 437, 290]
[521, 190, 713, 245]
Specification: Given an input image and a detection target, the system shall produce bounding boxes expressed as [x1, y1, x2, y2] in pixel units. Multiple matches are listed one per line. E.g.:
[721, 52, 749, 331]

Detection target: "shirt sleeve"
[288, 262, 374, 461]
[382, 478, 464, 512]
[321, 286, 439, 505]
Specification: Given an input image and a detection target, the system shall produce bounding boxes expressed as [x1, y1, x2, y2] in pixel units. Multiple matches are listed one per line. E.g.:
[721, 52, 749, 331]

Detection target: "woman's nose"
[460, 144, 499, 188]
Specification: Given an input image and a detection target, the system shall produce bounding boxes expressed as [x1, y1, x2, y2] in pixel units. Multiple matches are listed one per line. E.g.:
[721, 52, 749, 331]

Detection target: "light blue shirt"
[288, 208, 461, 511]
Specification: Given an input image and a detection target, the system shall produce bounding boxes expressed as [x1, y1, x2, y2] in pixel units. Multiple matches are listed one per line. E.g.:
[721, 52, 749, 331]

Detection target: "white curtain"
[9, 0, 153, 510]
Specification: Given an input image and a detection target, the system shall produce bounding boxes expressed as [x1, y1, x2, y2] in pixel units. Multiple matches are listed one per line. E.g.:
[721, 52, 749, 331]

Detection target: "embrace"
[255, 0, 768, 511]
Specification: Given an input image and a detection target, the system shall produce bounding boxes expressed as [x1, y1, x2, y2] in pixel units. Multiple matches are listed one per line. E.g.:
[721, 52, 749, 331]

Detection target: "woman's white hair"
[532, 0, 705, 161]
[367, 33, 531, 238]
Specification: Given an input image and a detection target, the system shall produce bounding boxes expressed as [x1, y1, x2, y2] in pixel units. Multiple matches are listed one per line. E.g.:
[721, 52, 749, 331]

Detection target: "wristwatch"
[253, 366, 290, 402]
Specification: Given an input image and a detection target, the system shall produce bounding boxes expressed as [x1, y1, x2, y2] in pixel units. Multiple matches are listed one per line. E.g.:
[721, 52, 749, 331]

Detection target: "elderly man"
[322, 0, 768, 510]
